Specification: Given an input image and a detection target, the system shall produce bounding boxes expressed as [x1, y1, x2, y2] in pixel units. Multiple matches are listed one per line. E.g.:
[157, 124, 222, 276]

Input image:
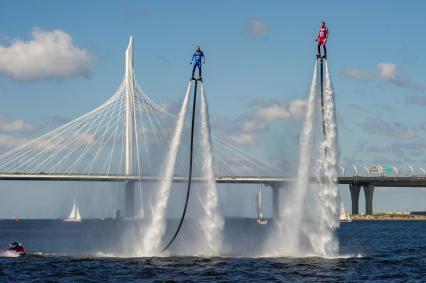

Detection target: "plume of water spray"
[265, 62, 318, 256]
[318, 61, 339, 221]
[198, 84, 224, 255]
[140, 82, 191, 255]
[265, 60, 340, 258]
[309, 61, 340, 257]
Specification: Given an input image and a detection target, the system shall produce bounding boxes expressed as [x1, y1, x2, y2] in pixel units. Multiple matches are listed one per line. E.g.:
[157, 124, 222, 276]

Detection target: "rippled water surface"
[1, 220, 426, 282]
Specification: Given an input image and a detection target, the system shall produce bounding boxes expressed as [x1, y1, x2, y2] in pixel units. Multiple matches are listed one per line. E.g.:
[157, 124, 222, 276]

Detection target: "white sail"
[75, 204, 81, 220]
[339, 202, 352, 222]
[65, 199, 82, 222]
[69, 202, 76, 219]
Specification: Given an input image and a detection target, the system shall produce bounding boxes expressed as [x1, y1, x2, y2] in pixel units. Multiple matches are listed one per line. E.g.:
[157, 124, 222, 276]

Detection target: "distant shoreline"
[351, 213, 426, 221]
[2, 215, 426, 221]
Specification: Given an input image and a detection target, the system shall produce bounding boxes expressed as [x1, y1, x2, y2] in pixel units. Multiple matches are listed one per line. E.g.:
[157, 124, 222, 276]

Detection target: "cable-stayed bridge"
[0, 38, 278, 178]
[0, 37, 283, 217]
[0, 37, 425, 217]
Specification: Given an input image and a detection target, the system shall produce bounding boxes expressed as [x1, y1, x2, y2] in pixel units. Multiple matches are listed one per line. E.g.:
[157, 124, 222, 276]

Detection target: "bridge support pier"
[125, 181, 136, 218]
[349, 184, 361, 215]
[363, 183, 375, 215]
[271, 184, 281, 219]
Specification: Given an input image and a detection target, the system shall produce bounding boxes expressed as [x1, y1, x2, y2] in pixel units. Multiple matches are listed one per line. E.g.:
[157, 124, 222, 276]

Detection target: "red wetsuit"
[317, 26, 328, 46]
[8, 243, 26, 254]
[13, 246, 25, 253]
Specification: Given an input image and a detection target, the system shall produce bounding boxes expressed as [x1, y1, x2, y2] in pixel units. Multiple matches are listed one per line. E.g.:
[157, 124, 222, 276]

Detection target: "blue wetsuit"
[192, 50, 205, 78]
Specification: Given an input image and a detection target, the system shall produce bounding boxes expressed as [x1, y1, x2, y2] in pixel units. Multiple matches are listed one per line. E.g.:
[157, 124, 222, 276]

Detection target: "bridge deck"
[0, 173, 290, 185]
[1, 174, 426, 187]
[338, 176, 426, 187]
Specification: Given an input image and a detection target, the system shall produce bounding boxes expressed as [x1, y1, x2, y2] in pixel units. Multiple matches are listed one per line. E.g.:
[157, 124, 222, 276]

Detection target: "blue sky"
[1, 0, 426, 216]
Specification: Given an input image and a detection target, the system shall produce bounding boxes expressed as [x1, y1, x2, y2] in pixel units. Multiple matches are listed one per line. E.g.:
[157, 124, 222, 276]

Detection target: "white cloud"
[229, 133, 256, 145]
[376, 62, 400, 81]
[243, 19, 268, 38]
[343, 62, 399, 81]
[343, 62, 425, 92]
[0, 115, 35, 133]
[254, 100, 306, 121]
[4, 120, 33, 132]
[288, 99, 307, 119]
[242, 119, 266, 132]
[255, 104, 290, 120]
[0, 28, 94, 81]
[156, 101, 180, 114]
[221, 99, 306, 146]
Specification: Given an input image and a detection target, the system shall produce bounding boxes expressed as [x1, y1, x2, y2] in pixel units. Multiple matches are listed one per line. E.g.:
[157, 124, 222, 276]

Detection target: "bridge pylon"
[124, 36, 137, 218]
[363, 184, 375, 215]
[349, 184, 361, 215]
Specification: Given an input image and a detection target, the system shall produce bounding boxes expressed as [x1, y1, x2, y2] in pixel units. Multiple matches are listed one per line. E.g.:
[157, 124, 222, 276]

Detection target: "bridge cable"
[162, 79, 198, 251]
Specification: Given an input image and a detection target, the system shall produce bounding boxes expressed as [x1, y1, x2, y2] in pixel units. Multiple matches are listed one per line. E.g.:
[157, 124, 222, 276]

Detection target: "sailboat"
[339, 202, 352, 222]
[64, 199, 82, 222]
[256, 185, 268, 225]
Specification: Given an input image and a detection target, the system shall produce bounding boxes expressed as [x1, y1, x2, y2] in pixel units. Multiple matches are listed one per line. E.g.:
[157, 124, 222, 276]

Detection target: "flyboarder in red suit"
[8, 241, 26, 256]
[316, 21, 328, 59]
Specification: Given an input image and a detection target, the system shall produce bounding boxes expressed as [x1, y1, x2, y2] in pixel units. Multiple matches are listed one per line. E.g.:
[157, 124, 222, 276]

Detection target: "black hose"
[162, 79, 198, 252]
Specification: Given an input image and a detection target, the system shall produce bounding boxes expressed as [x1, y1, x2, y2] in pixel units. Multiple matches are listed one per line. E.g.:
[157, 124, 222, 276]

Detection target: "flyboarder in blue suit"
[190, 45, 205, 80]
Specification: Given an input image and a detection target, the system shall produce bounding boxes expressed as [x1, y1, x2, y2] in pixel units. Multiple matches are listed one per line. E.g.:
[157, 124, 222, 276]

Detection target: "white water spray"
[267, 62, 319, 256]
[141, 82, 192, 255]
[309, 61, 339, 256]
[197, 84, 224, 255]
[266, 60, 340, 258]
